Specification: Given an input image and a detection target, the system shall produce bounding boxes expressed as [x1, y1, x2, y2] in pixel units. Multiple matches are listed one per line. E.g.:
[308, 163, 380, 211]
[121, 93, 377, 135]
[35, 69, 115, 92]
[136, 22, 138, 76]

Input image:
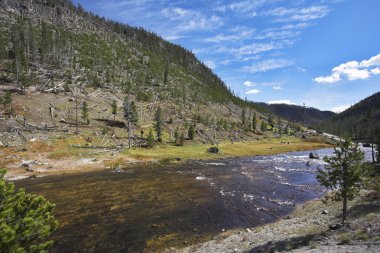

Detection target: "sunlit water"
[15, 146, 374, 252]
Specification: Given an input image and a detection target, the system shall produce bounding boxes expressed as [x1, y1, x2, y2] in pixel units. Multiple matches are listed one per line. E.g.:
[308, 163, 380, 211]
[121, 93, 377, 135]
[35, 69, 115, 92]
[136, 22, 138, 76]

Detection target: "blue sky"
[72, 0, 380, 112]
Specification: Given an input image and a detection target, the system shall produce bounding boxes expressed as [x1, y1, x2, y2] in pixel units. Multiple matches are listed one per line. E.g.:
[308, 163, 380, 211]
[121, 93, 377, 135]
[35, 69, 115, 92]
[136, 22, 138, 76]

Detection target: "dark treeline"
[316, 92, 380, 141]
[254, 102, 336, 128]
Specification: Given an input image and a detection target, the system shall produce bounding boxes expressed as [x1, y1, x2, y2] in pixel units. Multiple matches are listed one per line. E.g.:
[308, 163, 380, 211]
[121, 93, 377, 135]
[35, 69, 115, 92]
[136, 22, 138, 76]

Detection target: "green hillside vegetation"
[0, 0, 254, 105]
[256, 103, 336, 127]
[0, 0, 308, 150]
[317, 92, 380, 141]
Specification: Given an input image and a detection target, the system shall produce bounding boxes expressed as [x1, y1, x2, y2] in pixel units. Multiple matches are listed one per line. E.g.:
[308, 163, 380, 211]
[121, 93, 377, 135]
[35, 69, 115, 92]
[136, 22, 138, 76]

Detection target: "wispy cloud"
[314, 53, 380, 84]
[244, 81, 255, 87]
[245, 89, 261, 94]
[204, 29, 255, 43]
[243, 81, 284, 90]
[216, 0, 271, 14]
[242, 59, 294, 73]
[263, 5, 330, 22]
[204, 60, 217, 69]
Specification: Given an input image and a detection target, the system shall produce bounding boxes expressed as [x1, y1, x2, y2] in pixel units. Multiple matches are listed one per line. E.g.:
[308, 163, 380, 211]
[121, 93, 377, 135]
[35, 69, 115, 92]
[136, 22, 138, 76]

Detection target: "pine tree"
[285, 125, 290, 135]
[241, 107, 246, 127]
[81, 101, 89, 124]
[317, 138, 372, 225]
[252, 111, 257, 131]
[188, 124, 195, 140]
[180, 132, 185, 146]
[146, 130, 154, 148]
[163, 63, 169, 85]
[123, 97, 138, 124]
[0, 169, 58, 252]
[111, 100, 117, 122]
[123, 96, 136, 148]
[154, 106, 164, 142]
[131, 101, 138, 124]
[376, 129, 380, 163]
[268, 114, 274, 128]
[260, 121, 267, 132]
[3, 91, 12, 107]
[174, 127, 179, 144]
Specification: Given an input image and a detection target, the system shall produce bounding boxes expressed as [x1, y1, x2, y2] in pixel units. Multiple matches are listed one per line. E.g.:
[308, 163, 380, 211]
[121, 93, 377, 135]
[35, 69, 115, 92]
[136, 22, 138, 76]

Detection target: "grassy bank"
[1, 135, 332, 179]
[122, 136, 331, 162]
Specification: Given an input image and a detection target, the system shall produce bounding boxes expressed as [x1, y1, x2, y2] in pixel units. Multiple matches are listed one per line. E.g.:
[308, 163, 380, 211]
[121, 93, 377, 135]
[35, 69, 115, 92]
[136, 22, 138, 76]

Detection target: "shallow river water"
[15, 146, 374, 252]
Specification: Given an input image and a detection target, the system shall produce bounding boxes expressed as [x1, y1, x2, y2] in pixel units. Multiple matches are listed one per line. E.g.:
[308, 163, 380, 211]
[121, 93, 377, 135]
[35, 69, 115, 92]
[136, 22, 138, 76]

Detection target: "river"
[15, 146, 374, 252]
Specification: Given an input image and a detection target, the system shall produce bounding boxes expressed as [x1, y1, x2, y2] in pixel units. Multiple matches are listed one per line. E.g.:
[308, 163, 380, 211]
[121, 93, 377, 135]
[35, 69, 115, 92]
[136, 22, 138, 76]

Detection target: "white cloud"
[314, 73, 341, 84]
[237, 43, 276, 56]
[314, 53, 380, 84]
[181, 15, 223, 31]
[244, 81, 255, 87]
[163, 35, 188, 41]
[331, 104, 350, 113]
[216, 0, 270, 14]
[254, 30, 300, 40]
[268, 100, 295, 105]
[242, 59, 294, 73]
[204, 30, 255, 43]
[264, 5, 330, 22]
[371, 68, 380, 75]
[204, 60, 216, 69]
[245, 89, 261, 94]
[360, 54, 380, 67]
[273, 86, 282, 90]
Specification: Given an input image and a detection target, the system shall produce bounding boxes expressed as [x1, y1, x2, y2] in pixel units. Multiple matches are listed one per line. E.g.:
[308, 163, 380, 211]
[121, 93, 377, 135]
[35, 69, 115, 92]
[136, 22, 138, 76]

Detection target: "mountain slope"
[0, 0, 240, 104]
[318, 92, 380, 139]
[254, 102, 336, 127]
[1, 0, 303, 147]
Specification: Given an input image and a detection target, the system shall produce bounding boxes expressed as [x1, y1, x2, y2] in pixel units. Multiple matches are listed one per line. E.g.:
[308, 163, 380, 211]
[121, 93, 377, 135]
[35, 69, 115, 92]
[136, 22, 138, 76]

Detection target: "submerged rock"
[309, 152, 320, 159]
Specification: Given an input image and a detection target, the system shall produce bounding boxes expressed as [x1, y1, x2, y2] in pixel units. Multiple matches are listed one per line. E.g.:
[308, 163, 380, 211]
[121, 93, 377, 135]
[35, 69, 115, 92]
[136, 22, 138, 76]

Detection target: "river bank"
[1, 135, 331, 180]
[14, 147, 337, 252]
[171, 192, 380, 253]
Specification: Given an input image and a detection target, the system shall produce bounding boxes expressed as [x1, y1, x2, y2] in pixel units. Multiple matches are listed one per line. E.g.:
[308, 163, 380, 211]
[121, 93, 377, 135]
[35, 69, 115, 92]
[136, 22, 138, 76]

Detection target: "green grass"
[122, 136, 331, 162]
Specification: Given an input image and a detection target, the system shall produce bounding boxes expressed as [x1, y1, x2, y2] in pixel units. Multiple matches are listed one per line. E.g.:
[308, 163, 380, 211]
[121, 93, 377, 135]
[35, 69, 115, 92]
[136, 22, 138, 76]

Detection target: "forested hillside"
[254, 102, 336, 127]
[317, 92, 380, 140]
[0, 0, 305, 147]
[0, 0, 242, 104]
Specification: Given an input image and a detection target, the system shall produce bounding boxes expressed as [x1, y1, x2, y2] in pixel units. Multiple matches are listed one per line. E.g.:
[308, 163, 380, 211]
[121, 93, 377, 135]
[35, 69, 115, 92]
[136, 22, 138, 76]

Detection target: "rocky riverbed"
[14, 146, 377, 252]
[172, 192, 380, 253]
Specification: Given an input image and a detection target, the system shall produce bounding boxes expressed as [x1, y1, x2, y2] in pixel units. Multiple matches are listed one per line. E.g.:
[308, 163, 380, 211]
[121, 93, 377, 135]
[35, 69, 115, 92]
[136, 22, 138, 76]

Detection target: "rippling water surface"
[15, 146, 373, 252]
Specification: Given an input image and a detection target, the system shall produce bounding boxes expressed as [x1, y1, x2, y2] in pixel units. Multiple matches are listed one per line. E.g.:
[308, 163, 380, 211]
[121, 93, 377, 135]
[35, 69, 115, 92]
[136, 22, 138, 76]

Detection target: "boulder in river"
[309, 152, 320, 159]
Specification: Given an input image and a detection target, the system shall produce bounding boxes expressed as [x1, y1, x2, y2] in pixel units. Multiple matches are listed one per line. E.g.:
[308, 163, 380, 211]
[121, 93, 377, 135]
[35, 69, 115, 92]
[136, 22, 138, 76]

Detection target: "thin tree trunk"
[342, 195, 347, 225]
[370, 110, 375, 163]
[75, 100, 78, 135]
[372, 143, 375, 164]
[128, 120, 131, 149]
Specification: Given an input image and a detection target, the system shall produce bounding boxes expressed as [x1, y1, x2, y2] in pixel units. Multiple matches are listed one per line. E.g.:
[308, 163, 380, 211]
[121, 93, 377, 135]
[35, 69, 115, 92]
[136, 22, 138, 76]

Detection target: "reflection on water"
[15, 146, 373, 252]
